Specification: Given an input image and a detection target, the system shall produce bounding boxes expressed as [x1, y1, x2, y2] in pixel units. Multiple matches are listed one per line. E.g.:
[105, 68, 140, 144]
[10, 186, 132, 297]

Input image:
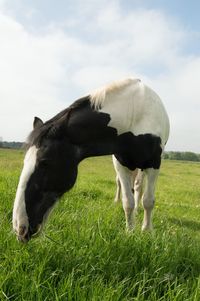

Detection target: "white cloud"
[0, 12, 91, 140]
[0, 13, 67, 140]
[96, 6, 184, 65]
[150, 56, 200, 152]
[0, 3, 199, 152]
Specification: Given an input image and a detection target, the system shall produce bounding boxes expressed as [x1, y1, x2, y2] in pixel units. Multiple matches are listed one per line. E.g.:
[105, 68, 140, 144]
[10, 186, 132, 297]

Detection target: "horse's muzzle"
[16, 224, 42, 243]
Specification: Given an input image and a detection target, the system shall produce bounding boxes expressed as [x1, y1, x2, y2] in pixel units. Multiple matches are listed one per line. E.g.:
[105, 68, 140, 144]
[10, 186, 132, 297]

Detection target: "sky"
[0, 0, 200, 152]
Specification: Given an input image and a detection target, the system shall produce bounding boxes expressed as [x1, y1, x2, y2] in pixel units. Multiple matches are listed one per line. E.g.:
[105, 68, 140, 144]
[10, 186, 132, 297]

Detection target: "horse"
[114, 167, 144, 214]
[12, 78, 170, 243]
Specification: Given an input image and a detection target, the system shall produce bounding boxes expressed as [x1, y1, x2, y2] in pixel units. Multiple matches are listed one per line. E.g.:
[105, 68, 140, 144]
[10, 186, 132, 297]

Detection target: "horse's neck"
[67, 104, 118, 160]
[77, 137, 117, 160]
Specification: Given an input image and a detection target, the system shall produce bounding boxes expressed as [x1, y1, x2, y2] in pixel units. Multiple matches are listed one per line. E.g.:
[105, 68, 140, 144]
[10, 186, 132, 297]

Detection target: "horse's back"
[99, 78, 169, 149]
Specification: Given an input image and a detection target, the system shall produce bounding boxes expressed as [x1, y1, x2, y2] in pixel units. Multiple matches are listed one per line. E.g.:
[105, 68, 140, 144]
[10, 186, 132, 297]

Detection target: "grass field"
[0, 148, 200, 300]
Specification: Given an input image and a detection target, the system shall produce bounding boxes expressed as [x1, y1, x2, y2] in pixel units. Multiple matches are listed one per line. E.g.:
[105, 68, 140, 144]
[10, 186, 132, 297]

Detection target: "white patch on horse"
[90, 77, 169, 149]
[12, 146, 38, 237]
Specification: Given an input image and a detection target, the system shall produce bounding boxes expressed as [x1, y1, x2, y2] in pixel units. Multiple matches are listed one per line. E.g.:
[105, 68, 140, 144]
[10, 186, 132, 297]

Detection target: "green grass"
[0, 148, 200, 300]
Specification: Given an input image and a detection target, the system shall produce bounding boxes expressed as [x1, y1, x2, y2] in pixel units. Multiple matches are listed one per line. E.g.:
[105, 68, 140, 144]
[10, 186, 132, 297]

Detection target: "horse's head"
[13, 116, 78, 243]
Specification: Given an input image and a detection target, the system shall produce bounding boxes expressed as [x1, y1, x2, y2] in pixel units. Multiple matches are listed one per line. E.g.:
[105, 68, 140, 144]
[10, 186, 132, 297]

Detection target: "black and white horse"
[13, 78, 170, 242]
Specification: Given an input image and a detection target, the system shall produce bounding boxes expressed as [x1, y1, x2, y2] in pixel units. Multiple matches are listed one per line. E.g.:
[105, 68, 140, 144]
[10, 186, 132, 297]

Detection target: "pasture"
[0, 148, 200, 301]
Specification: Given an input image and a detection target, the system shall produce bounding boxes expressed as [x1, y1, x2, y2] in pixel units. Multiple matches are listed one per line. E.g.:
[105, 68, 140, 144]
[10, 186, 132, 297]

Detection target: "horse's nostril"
[18, 224, 27, 236]
[16, 224, 30, 243]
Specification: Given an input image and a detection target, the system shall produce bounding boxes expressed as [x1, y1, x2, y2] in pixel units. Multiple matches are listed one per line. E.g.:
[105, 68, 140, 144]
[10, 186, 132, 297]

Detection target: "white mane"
[90, 78, 141, 109]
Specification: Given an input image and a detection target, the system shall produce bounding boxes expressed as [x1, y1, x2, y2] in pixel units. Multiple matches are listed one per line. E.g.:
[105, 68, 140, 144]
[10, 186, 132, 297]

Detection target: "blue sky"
[0, 0, 200, 152]
[3, 0, 200, 29]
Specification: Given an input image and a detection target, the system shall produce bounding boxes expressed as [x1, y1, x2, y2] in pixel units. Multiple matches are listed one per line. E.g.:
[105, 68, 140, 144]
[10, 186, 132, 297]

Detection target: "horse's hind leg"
[142, 168, 159, 231]
[112, 156, 134, 230]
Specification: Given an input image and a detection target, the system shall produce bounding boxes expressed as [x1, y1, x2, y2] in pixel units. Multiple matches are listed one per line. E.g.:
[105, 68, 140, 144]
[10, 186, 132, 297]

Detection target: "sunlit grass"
[0, 149, 200, 300]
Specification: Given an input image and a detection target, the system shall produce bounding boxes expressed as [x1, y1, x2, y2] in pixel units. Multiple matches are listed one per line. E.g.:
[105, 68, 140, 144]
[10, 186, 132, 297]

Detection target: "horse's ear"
[33, 117, 43, 129]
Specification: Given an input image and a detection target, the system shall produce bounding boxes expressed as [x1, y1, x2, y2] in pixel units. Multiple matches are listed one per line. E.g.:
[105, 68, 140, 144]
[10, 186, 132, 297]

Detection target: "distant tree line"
[163, 151, 200, 162]
[0, 141, 23, 149]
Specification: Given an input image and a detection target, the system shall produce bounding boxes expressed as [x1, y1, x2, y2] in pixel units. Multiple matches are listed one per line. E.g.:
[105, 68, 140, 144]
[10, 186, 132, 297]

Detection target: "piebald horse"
[13, 78, 170, 242]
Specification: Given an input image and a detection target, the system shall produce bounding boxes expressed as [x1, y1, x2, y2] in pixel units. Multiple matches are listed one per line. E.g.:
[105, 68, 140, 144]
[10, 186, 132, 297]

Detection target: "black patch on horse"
[115, 132, 162, 170]
[67, 98, 118, 157]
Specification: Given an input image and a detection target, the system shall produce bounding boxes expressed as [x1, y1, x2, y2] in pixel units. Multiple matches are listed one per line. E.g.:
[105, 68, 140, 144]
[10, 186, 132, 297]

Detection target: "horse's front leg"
[113, 156, 134, 230]
[114, 175, 121, 203]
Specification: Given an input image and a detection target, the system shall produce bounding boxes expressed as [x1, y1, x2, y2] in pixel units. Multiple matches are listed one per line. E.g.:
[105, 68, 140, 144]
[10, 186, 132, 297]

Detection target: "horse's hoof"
[141, 224, 153, 232]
